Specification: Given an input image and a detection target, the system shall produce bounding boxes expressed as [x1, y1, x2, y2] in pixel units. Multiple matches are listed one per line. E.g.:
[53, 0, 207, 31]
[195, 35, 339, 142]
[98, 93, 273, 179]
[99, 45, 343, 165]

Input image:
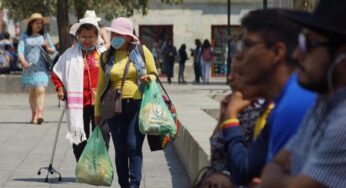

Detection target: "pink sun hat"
[106, 17, 139, 41]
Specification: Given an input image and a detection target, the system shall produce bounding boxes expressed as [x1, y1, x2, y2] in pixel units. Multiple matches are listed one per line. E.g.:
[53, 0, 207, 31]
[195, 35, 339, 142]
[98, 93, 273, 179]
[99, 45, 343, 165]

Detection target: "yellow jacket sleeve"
[94, 55, 106, 117]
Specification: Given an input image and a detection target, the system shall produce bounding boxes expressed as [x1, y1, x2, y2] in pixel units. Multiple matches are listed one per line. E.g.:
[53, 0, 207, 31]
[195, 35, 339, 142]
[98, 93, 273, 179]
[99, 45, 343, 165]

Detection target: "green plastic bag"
[139, 78, 177, 137]
[75, 127, 113, 186]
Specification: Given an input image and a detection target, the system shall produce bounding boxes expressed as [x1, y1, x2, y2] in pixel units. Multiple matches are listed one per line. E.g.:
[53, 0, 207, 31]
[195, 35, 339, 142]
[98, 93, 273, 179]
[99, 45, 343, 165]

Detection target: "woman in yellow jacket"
[94, 17, 157, 188]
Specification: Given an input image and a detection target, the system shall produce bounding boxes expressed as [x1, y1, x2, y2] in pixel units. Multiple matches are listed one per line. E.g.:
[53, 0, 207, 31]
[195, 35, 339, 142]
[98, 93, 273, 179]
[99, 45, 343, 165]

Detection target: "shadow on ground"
[12, 177, 76, 184]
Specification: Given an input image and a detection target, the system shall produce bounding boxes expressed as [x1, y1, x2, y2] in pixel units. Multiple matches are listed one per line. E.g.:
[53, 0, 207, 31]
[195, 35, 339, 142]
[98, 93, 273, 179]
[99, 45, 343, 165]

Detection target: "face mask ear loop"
[327, 53, 346, 96]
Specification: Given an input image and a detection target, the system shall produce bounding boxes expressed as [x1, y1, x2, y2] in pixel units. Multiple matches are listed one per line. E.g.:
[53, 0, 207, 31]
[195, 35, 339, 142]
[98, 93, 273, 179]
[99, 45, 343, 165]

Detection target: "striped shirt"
[285, 87, 346, 188]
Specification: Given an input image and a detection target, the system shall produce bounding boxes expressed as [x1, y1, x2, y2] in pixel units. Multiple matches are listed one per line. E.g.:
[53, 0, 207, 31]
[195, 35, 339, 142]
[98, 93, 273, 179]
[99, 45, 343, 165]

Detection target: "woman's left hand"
[140, 75, 151, 84]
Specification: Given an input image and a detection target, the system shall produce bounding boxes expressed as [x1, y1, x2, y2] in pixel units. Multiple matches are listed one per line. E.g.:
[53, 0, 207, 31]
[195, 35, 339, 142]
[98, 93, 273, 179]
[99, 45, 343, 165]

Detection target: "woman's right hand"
[22, 62, 31, 70]
[95, 116, 102, 126]
[223, 91, 251, 120]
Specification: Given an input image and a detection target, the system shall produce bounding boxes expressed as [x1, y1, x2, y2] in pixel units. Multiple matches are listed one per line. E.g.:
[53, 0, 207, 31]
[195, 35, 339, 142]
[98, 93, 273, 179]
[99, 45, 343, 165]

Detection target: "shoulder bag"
[101, 54, 130, 119]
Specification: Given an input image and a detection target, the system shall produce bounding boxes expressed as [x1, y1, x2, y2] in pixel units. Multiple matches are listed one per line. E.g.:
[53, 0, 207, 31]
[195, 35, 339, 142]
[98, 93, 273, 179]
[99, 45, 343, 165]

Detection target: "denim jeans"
[106, 99, 144, 188]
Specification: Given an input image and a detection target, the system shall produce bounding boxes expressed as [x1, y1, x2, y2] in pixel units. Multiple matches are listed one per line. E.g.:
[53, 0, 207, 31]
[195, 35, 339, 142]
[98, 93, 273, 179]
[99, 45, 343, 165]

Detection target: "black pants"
[72, 105, 111, 161]
[194, 61, 202, 82]
[178, 63, 185, 82]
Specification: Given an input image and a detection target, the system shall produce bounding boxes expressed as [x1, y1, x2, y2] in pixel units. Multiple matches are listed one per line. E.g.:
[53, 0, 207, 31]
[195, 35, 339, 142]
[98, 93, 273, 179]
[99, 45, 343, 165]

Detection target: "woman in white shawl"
[51, 19, 107, 161]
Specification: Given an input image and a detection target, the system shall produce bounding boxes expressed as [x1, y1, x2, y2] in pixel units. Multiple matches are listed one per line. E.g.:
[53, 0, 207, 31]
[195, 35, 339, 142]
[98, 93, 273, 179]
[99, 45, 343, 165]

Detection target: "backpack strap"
[137, 44, 145, 61]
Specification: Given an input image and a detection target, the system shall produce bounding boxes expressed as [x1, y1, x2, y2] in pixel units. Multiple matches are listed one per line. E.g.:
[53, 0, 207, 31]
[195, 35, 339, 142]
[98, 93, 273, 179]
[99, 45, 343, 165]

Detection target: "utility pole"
[226, 0, 231, 79]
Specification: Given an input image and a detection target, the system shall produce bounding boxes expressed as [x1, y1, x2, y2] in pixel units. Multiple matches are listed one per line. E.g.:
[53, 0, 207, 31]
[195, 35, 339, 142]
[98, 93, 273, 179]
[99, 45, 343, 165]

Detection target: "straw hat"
[25, 13, 49, 24]
[79, 10, 101, 23]
[105, 17, 139, 41]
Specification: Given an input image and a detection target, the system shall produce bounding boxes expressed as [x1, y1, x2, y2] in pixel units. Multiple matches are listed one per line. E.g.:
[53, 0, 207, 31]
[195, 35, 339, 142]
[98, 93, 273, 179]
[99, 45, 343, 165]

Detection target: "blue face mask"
[111, 37, 125, 49]
[78, 43, 96, 51]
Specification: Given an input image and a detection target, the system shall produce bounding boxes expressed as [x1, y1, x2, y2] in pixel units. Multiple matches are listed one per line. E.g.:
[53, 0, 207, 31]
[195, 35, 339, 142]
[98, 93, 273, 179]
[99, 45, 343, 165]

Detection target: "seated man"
[221, 9, 316, 186]
[260, 1, 346, 187]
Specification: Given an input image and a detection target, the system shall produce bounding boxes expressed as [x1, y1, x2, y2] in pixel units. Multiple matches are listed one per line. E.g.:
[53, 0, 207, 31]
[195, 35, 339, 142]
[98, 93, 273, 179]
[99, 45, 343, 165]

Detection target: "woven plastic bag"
[139, 78, 176, 138]
[75, 127, 113, 186]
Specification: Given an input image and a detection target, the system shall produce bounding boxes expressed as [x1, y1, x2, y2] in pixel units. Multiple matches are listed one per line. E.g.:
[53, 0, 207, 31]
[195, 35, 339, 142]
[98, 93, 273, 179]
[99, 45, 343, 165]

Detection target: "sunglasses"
[236, 38, 276, 53]
[298, 32, 331, 54]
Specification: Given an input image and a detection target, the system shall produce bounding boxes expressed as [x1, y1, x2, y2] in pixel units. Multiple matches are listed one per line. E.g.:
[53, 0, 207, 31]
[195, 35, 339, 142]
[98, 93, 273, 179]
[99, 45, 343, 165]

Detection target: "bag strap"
[120, 56, 131, 94]
[136, 44, 171, 101]
[154, 73, 172, 102]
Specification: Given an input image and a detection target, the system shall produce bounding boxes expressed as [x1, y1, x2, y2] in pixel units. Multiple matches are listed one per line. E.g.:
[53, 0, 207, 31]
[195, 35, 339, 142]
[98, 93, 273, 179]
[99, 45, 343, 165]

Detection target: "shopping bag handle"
[153, 73, 172, 102]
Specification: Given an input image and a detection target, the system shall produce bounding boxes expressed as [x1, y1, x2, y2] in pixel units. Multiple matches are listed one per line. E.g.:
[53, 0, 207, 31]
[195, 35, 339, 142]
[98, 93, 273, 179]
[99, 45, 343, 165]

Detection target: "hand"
[95, 116, 102, 126]
[223, 91, 251, 120]
[57, 88, 65, 101]
[22, 62, 31, 70]
[248, 178, 261, 188]
[42, 41, 49, 50]
[219, 94, 232, 123]
[140, 75, 151, 84]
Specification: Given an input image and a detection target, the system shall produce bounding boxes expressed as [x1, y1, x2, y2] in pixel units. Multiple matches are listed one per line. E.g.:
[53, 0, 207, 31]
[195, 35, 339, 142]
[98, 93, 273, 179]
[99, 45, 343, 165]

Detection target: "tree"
[0, 0, 183, 52]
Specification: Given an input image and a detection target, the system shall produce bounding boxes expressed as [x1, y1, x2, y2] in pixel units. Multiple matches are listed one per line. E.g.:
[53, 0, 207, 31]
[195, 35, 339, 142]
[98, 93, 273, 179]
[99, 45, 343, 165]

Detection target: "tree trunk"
[57, 0, 71, 53]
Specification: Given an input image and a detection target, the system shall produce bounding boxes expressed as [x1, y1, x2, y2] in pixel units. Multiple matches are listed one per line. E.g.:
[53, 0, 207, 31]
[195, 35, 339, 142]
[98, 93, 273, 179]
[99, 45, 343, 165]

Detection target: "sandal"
[36, 109, 44, 125]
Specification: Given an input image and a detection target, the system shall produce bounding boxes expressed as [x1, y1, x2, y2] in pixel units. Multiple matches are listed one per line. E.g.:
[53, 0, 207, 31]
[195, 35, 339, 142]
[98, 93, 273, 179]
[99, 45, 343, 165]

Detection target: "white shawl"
[53, 45, 106, 145]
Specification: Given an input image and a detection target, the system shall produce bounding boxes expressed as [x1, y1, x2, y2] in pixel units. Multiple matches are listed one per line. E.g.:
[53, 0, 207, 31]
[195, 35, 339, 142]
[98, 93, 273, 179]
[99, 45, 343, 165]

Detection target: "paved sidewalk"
[0, 94, 189, 188]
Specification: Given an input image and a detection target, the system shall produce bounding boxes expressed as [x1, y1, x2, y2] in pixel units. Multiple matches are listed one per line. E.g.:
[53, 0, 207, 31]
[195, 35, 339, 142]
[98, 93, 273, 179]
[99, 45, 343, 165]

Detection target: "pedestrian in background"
[51, 18, 107, 161]
[201, 39, 214, 84]
[191, 39, 202, 84]
[178, 43, 188, 83]
[18, 13, 56, 124]
[163, 40, 177, 84]
[94, 17, 157, 188]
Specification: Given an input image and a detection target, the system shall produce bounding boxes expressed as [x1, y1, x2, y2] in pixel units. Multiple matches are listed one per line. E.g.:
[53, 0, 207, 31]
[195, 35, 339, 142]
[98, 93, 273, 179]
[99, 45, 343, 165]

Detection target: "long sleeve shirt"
[223, 73, 316, 185]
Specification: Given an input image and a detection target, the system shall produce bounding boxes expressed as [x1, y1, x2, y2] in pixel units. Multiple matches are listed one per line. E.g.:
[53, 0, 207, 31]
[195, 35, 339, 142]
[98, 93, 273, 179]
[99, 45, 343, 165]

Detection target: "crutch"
[37, 107, 65, 182]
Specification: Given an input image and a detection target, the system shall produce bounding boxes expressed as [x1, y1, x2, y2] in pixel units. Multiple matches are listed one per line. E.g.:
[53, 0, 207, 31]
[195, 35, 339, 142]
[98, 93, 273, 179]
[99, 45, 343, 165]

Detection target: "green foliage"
[0, 0, 58, 21]
[0, 0, 183, 21]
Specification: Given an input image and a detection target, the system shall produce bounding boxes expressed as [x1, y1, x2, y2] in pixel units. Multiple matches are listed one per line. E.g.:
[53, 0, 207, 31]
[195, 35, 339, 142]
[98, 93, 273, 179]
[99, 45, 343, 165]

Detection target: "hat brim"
[70, 22, 100, 36]
[79, 17, 101, 23]
[105, 27, 139, 41]
[25, 17, 49, 24]
[283, 10, 346, 40]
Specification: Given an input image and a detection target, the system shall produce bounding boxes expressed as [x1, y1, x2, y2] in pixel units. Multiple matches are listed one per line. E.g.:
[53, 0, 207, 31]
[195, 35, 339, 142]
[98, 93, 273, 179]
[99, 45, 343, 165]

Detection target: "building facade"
[132, 0, 264, 76]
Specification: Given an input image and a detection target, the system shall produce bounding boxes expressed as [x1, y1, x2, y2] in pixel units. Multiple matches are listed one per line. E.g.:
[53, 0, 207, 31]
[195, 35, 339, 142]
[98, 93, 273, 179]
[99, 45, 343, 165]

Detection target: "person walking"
[201, 39, 214, 84]
[163, 40, 177, 84]
[178, 44, 188, 83]
[94, 17, 157, 188]
[191, 39, 202, 83]
[52, 18, 107, 161]
[18, 13, 56, 124]
[79, 10, 111, 49]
